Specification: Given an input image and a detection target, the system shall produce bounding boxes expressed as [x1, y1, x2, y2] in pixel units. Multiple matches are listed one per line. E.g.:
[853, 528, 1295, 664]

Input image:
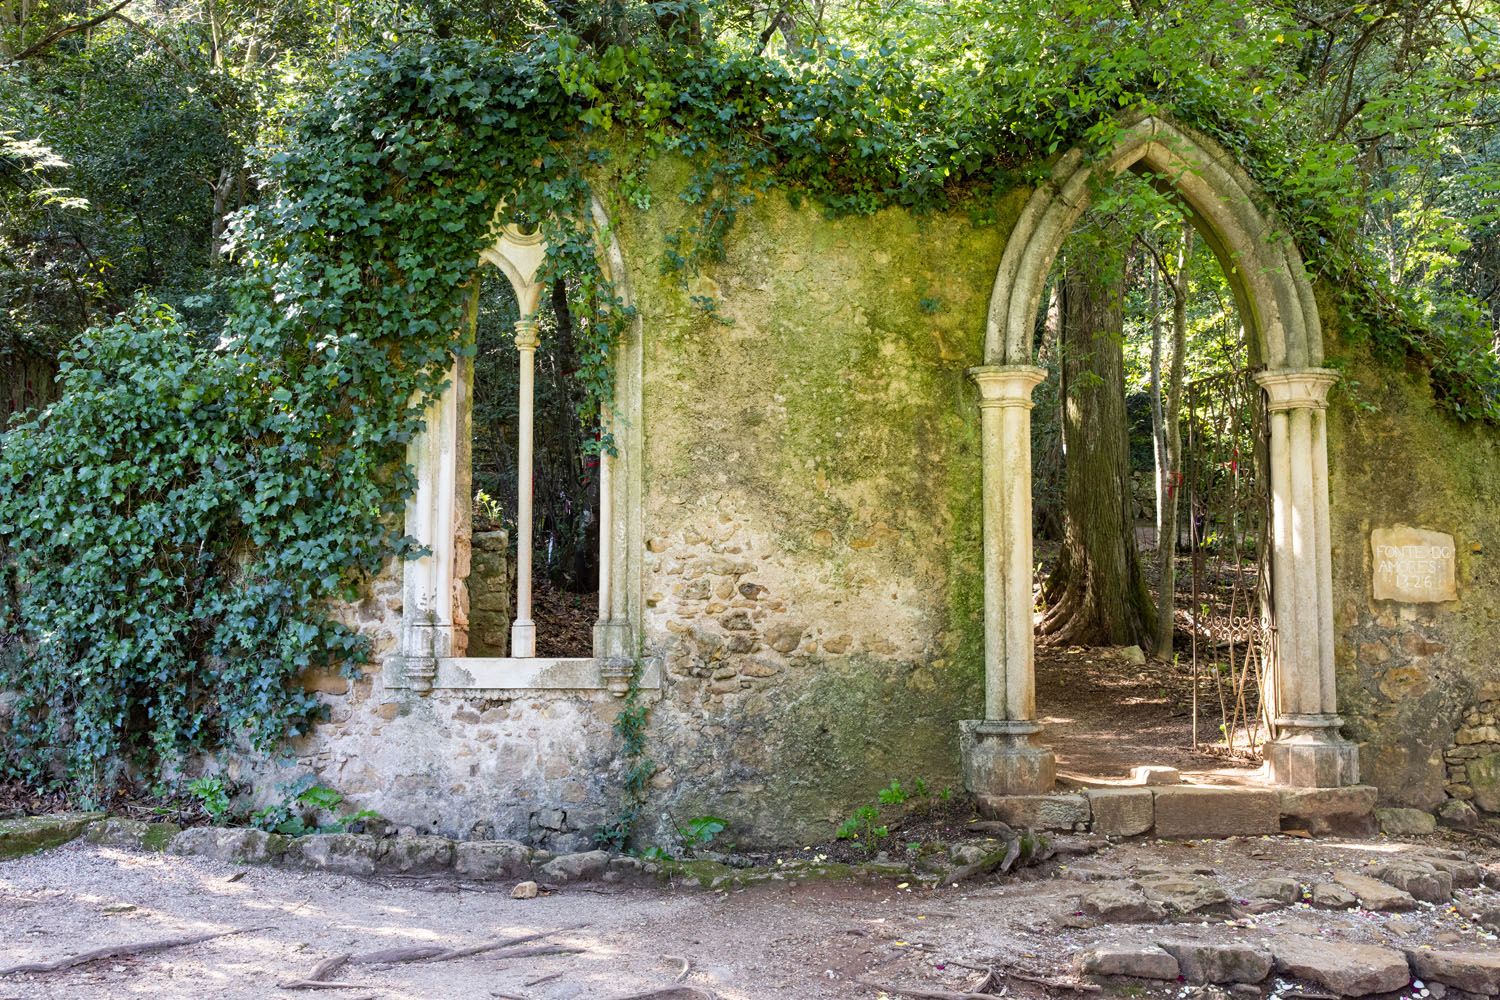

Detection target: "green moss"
[142, 822, 182, 852]
[0, 812, 103, 860]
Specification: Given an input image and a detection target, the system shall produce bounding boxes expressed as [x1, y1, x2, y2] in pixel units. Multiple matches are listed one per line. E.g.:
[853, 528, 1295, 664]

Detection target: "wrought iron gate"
[1181, 368, 1273, 758]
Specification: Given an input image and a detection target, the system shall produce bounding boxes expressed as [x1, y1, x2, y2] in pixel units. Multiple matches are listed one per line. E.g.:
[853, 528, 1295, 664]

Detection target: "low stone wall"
[467, 530, 512, 657]
[1445, 688, 1500, 817]
[3, 813, 1050, 892]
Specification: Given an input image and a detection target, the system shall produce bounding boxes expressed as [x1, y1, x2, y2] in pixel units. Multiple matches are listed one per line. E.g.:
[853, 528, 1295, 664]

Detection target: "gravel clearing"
[2, 833, 1498, 999]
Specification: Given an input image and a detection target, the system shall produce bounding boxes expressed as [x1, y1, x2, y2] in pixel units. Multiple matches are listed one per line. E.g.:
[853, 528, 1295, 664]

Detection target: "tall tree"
[1145, 225, 1192, 661]
[1039, 228, 1157, 649]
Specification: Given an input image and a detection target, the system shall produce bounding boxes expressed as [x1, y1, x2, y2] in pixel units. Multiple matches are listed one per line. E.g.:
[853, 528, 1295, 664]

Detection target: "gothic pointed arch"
[963, 118, 1357, 801]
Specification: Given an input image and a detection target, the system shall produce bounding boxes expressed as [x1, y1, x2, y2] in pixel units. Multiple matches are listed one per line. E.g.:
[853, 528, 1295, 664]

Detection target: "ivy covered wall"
[246, 160, 1500, 847]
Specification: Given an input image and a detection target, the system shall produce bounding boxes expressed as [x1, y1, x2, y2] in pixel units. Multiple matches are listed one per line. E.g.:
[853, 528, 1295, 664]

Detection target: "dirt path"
[3, 833, 1498, 999]
[1036, 646, 1262, 780]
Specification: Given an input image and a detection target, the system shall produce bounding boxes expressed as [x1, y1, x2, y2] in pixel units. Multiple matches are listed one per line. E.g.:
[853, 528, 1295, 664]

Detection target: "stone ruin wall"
[1328, 344, 1500, 826]
[232, 167, 1500, 847]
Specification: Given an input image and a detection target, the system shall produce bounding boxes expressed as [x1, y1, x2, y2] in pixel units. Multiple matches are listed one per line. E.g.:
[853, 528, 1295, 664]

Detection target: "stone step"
[976, 784, 1378, 838]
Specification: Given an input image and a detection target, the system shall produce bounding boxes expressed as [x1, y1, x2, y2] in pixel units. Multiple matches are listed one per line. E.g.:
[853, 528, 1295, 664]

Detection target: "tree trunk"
[1034, 281, 1065, 541]
[1039, 240, 1157, 649]
[1151, 227, 1192, 661]
[1149, 254, 1166, 546]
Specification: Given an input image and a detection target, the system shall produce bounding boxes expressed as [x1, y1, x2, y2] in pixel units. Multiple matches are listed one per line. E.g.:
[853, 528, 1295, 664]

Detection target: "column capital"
[1255, 367, 1338, 412]
[968, 364, 1047, 408]
[513, 317, 540, 352]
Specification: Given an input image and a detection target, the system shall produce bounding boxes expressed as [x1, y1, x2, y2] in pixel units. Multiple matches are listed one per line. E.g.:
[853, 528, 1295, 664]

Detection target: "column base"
[960, 720, 1056, 797]
[510, 620, 536, 658]
[593, 619, 633, 659]
[1267, 714, 1361, 787]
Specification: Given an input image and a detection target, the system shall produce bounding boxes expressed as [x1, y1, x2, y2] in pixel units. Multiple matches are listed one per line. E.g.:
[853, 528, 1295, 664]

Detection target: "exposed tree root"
[0, 926, 263, 976]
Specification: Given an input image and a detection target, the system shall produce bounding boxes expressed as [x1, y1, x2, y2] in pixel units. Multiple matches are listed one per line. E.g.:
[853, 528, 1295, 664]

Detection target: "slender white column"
[1311, 405, 1337, 710]
[963, 365, 1053, 801]
[511, 316, 539, 658]
[1000, 377, 1040, 722]
[597, 407, 615, 629]
[1255, 367, 1357, 787]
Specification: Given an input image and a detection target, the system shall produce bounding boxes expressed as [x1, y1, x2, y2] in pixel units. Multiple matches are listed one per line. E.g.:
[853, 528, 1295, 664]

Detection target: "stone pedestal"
[1266, 714, 1361, 788]
[961, 720, 1056, 797]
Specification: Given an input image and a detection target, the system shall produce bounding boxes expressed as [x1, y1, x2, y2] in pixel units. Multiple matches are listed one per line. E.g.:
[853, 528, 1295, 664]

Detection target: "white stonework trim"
[433, 656, 661, 692]
[969, 117, 1357, 794]
[390, 196, 644, 694]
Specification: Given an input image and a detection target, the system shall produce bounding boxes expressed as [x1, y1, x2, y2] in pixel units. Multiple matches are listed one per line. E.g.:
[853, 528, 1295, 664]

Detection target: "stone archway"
[961, 118, 1358, 802]
[387, 196, 646, 696]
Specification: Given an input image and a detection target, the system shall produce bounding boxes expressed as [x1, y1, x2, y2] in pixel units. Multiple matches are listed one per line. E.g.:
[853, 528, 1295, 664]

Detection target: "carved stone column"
[398, 358, 460, 692]
[962, 365, 1054, 798]
[592, 406, 633, 660]
[510, 316, 539, 658]
[1256, 368, 1358, 787]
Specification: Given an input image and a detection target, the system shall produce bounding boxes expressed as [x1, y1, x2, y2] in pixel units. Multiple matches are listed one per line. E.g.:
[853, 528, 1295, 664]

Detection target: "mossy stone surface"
[0, 812, 104, 860]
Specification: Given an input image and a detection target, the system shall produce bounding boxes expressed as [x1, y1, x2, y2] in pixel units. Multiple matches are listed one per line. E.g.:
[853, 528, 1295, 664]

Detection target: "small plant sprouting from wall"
[595, 662, 654, 851]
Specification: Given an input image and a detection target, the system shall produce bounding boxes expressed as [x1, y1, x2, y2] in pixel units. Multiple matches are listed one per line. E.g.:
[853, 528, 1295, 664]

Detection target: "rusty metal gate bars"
[1183, 367, 1274, 758]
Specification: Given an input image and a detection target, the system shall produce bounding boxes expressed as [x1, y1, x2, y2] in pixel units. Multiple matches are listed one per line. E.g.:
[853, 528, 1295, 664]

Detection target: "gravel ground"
[1, 833, 1498, 1000]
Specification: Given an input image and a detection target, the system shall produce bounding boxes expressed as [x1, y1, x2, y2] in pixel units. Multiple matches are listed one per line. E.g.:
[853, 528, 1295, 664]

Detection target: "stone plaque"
[1371, 526, 1457, 603]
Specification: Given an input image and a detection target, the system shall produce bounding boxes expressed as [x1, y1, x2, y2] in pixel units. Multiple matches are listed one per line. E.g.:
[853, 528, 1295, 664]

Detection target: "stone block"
[1244, 877, 1301, 904]
[1331, 871, 1417, 911]
[1273, 935, 1410, 996]
[1158, 940, 1273, 984]
[1152, 787, 1280, 839]
[0, 812, 102, 859]
[1468, 751, 1500, 812]
[85, 817, 180, 852]
[1132, 765, 1181, 785]
[1418, 855, 1483, 888]
[539, 849, 610, 882]
[977, 794, 1090, 831]
[961, 722, 1056, 797]
[1438, 798, 1480, 829]
[1078, 884, 1166, 923]
[1076, 943, 1179, 980]
[1407, 949, 1500, 995]
[454, 840, 532, 880]
[1138, 873, 1231, 916]
[1371, 860, 1451, 902]
[1310, 882, 1357, 909]
[1086, 788, 1154, 837]
[1376, 806, 1437, 836]
[1277, 785, 1377, 836]
[1266, 739, 1361, 788]
[290, 833, 381, 875]
[169, 827, 288, 864]
[377, 835, 454, 874]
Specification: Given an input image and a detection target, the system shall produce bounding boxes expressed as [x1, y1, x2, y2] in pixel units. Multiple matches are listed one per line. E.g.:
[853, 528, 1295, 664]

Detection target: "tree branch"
[14, 0, 131, 60]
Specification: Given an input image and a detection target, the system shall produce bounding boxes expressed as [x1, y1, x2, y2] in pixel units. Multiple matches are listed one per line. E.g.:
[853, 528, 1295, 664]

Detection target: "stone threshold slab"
[978, 784, 1378, 838]
[433, 656, 662, 691]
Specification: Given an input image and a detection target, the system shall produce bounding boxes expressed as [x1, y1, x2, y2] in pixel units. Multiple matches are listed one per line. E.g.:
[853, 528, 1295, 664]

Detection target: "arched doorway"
[962, 118, 1358, 801]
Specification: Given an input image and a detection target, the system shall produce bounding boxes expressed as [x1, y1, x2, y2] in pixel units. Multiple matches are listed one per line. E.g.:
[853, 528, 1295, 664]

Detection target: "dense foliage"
[2, 0, 1497, 809]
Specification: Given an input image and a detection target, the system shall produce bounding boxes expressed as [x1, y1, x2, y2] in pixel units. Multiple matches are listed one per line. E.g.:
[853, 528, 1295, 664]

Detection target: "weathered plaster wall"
[249, 171, 1020, 849]
[229, 558, 624, 852]
[262, 162, 1500, 848]
[1324, 327, 1500, 817]
[613, 168, 1023, 844]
